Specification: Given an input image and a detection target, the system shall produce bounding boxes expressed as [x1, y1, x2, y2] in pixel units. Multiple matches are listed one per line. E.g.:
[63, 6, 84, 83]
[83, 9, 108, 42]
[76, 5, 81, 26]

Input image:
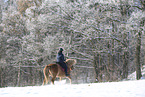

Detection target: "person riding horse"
[56, 48, 69, 76]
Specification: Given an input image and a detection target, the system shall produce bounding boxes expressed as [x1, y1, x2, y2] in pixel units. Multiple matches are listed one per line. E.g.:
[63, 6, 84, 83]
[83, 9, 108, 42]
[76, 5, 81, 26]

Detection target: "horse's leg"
[67, 76, 72, 84]
[42, 78, 46, 85]
[46, 73, 50, 84]
[59, 77, 61, 81]
[51, 72, 57, 85]
[50, 64, 58, 85]
[51, 76, 56, 85]
[42, 65, 50, 85]
[43, 72, 50, 85]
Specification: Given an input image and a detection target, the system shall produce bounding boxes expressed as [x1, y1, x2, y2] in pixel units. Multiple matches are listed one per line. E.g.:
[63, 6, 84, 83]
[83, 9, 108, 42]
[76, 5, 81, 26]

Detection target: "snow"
[0, 79, 145, 97]
[128, 65, 145, 80]
[4, 0, 8, 2]
[1, 66, 145, 97]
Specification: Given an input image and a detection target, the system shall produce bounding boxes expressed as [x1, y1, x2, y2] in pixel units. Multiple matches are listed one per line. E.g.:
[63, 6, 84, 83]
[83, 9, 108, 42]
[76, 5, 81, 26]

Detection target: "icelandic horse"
[42, 59, 76, 85]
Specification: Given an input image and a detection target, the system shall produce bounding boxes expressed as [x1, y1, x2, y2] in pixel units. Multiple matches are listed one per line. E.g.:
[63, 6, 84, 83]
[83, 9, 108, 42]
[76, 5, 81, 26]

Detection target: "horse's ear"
[74, 59, 77, 64]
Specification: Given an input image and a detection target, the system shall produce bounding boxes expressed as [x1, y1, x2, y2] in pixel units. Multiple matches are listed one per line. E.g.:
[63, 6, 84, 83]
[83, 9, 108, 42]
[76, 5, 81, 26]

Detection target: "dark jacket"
[56, 51, 65, 63]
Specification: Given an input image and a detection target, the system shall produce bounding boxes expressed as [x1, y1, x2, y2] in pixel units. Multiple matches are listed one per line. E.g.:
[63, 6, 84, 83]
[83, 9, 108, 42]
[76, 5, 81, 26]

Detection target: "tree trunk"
[122, 51, 129, 79]
[135, 32, 142, 80]
[122, 33, 129, 79]
[17, 63, 21, 86]
[0, 66, 2, 87]
[93, 55, 99, 82]
[107, 41, 111, 81]
[111, 39, 115, 81]
[29, 67, 33, 85]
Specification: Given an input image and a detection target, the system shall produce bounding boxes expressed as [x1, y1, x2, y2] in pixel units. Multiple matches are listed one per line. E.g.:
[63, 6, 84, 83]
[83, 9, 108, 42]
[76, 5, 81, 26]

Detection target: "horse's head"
[65, 59, 76, 69]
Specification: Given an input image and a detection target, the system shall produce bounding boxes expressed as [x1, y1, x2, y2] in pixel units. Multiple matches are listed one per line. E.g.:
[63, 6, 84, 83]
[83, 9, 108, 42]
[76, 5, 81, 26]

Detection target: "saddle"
[56, 62, 66, 72]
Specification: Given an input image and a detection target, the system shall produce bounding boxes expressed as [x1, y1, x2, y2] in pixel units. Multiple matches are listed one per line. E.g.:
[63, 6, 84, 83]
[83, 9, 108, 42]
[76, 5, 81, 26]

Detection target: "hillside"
[1, 66, 145, 97]
[0, 79, 145, 97]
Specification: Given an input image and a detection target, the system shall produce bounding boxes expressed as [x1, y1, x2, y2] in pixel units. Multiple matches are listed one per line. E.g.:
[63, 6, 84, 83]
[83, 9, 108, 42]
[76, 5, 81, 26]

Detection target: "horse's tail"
[42, 65, 50, 85]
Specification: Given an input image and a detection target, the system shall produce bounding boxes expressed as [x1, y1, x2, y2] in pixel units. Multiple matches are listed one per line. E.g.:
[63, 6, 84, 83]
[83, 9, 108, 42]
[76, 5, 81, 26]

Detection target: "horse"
[42, 59, 76, 85]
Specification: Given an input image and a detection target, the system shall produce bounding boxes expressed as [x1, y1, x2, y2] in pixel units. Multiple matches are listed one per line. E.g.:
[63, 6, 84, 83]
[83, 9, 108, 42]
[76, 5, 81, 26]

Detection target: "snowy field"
[0, 79, 145, 97]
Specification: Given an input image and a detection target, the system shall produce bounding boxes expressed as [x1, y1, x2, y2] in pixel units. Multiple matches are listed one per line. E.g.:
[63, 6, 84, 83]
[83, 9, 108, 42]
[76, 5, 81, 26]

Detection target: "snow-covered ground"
[0, 79, 145, 97]
[1, 65, 145, 97]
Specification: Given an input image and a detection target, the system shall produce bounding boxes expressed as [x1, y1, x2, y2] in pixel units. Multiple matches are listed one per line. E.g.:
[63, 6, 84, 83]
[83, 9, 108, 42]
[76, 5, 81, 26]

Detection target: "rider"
[56, 48, 69, 76]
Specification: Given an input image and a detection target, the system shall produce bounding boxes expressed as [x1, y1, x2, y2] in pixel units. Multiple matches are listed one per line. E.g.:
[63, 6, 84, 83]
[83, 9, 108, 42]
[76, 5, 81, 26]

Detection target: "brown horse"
[42, 59, 76, 85]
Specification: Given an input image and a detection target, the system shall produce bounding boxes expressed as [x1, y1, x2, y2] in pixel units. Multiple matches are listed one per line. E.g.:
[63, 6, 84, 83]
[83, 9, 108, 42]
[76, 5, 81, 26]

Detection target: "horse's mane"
[66, 59, 76, 67]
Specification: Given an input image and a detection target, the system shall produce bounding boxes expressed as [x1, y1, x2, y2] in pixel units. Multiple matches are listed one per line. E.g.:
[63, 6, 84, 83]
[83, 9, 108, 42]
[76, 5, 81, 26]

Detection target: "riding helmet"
[59, 48, 63, 51]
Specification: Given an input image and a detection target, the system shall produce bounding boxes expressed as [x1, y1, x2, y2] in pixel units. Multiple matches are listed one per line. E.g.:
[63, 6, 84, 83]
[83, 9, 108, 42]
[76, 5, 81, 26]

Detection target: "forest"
[0, 0, 145, 87]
